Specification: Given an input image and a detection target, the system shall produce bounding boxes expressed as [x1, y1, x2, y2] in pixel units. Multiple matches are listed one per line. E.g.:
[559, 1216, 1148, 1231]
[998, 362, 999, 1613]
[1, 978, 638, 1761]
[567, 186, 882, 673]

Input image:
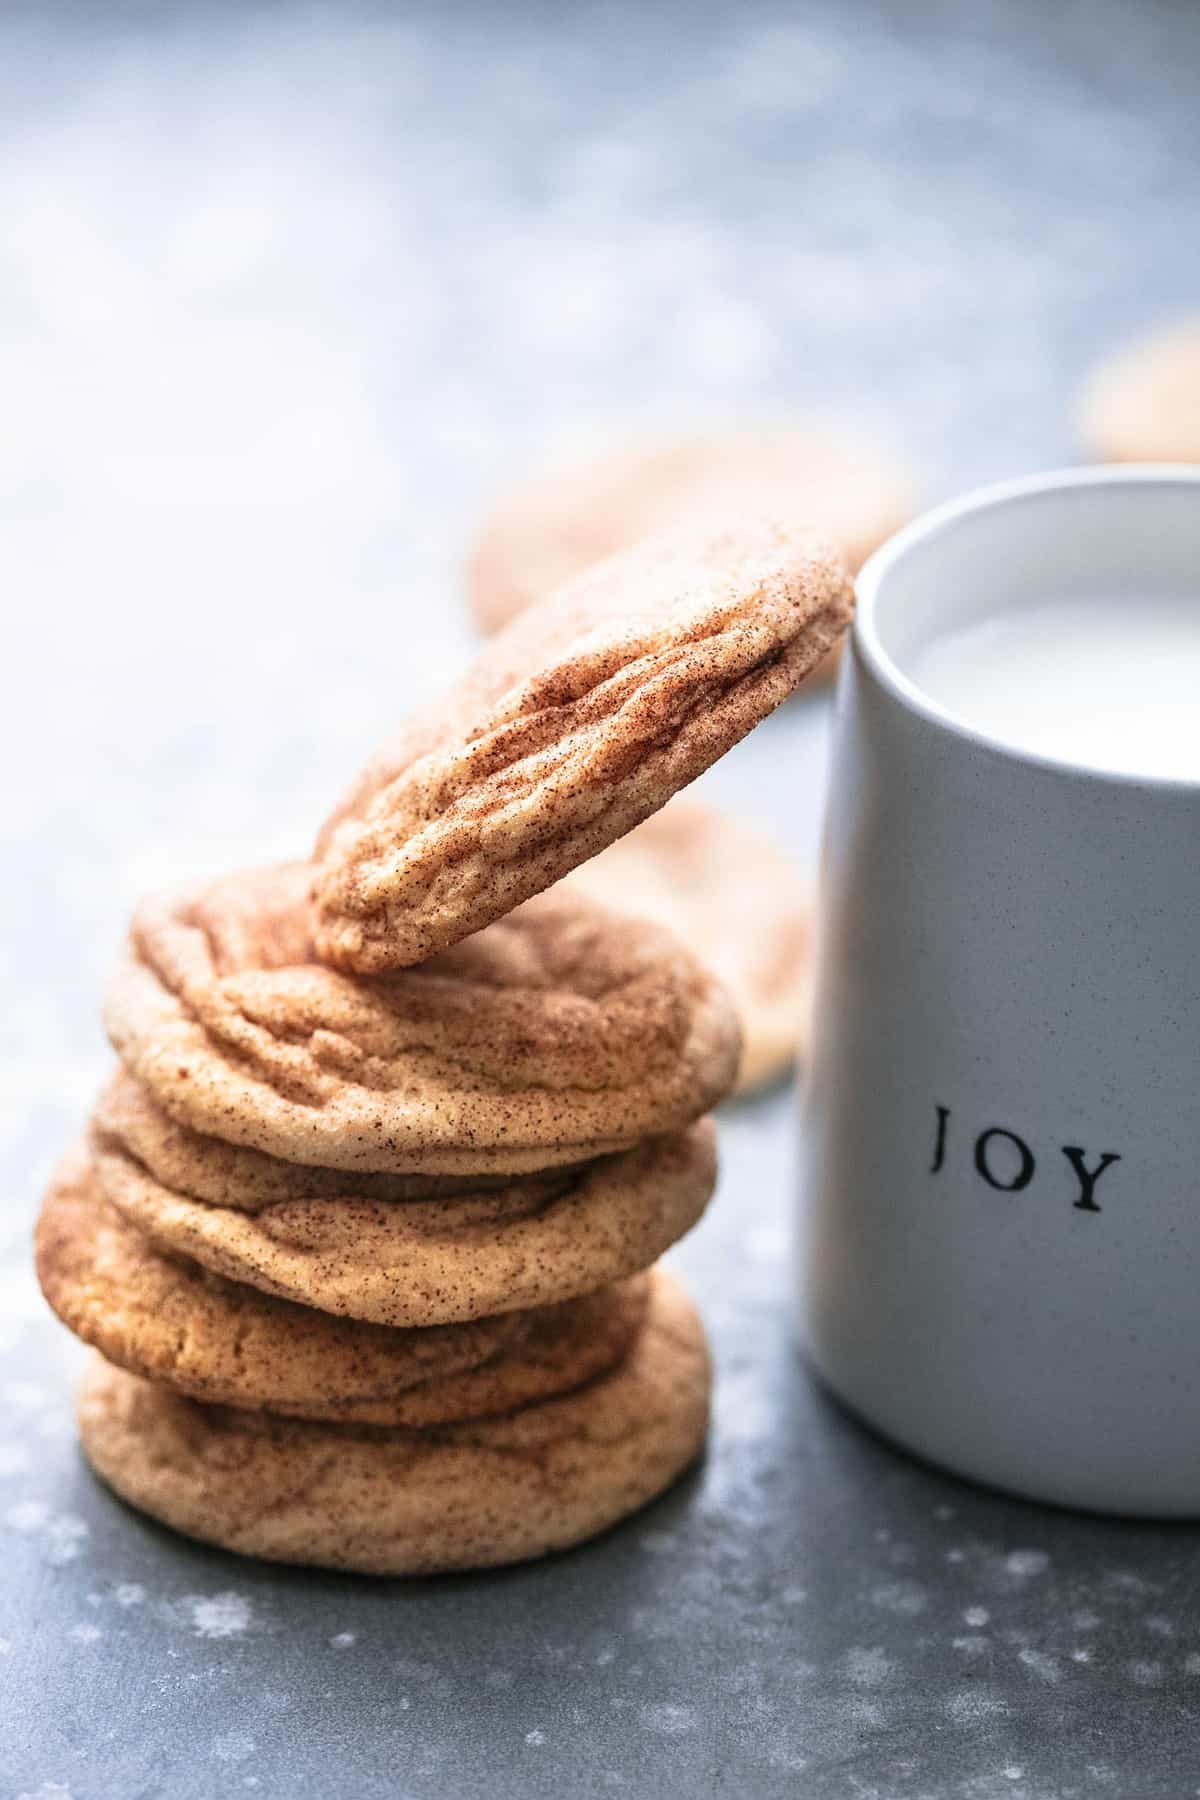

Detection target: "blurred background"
[2, 7, 1199, 1793]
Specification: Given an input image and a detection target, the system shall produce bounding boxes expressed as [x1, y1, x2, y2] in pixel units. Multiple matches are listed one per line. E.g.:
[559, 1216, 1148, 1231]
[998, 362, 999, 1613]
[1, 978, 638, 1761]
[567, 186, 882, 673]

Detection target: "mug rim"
[853, 462, 1200, 794]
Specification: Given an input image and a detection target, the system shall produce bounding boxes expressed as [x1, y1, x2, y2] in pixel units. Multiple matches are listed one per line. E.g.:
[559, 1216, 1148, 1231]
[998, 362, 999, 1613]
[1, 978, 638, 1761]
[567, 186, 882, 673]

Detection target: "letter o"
[974, 1127, 1035, 1192]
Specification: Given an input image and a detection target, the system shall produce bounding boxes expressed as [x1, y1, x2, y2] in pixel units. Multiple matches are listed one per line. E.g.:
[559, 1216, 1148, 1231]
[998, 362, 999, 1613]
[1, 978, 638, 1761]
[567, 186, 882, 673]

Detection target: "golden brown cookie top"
[37, 1144, 649, 1427]
[92, 1114, 716, 1326]
[1080, 318, 1200, 463]
[312, 514, 853, 972]
[103, 865, 739, 1175]
[466, 426, 913, 636]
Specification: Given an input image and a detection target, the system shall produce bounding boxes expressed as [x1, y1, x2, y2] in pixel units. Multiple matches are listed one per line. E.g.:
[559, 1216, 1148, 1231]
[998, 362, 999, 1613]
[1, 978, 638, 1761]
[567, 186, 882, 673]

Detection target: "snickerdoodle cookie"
[91, 1071, 512, 1211]
[103, 865, 739, 1177]
[313, 515, 853, 971]
[37, 1145, 649, 1426]
[465, 427, 912, 639]
[568, 796, 813, 1094]
[90, 1115, 715, 1327]
[1080, 318, 1200, 463]
[76, 1267, 710, 1575]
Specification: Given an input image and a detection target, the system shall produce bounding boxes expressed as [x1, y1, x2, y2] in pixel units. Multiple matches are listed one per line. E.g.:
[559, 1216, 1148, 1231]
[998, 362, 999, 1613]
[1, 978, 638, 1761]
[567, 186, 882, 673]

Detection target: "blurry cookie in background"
[465, 425, 915, 676]
[568, 796, 813, 1096]
[1080, 318, 1200, 462]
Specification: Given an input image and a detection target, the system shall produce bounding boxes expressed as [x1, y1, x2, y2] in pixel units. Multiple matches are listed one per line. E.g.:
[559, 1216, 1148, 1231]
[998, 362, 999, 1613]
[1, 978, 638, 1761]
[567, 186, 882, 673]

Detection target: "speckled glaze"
[800, 469, 1200, 1515]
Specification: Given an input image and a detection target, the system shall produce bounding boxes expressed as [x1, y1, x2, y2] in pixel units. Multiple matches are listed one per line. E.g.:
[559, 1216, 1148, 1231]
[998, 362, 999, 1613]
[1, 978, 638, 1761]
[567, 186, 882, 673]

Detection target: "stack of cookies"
[36, 516, 853, 1575]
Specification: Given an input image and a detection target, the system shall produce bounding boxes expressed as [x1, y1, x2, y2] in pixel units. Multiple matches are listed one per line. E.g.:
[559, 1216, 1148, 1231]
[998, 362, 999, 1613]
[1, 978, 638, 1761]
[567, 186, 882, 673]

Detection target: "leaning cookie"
[465, 426, 913, 637]
[1079, 317, 1200, 463]
[103, 866, 739, 1177]
[91, 1115, 716, 1327]
[37, 1145, 648, 1426]
[76, 1268, 711, 1575]
[568, 796, 813, 1094]
[312, 514, 853, 972]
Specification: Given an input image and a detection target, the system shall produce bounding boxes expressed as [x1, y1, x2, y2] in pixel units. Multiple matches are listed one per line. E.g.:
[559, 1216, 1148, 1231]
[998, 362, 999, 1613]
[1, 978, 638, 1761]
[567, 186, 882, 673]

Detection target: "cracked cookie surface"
[91, 1111, 715, 1326]
[568, 796, 813, 1095]
[38, 1145, 647, 1426]
[103, 865, 739, 1177]
[76, 1267, 710, 1575]
[313, 515, 853, 971]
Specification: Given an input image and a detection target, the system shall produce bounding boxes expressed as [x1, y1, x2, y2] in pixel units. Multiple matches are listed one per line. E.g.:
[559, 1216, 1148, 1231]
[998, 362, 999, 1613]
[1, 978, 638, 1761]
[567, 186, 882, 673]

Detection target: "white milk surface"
[906, 594, 1200, 780]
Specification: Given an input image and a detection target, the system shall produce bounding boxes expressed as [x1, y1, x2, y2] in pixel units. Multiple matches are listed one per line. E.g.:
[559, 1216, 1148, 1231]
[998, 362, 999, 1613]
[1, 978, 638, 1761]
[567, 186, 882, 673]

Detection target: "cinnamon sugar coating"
[92, 1110, 716, 1327]
[76, 1268, 711, 1576]
[103, 865, 739, 1177]
[38, 1144, 648, 1427]
[313, 515, 853, 971]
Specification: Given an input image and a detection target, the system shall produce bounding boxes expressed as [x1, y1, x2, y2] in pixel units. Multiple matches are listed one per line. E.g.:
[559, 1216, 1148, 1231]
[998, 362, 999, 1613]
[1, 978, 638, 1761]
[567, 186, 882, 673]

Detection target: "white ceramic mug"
[797, 466, 1200, 1516]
